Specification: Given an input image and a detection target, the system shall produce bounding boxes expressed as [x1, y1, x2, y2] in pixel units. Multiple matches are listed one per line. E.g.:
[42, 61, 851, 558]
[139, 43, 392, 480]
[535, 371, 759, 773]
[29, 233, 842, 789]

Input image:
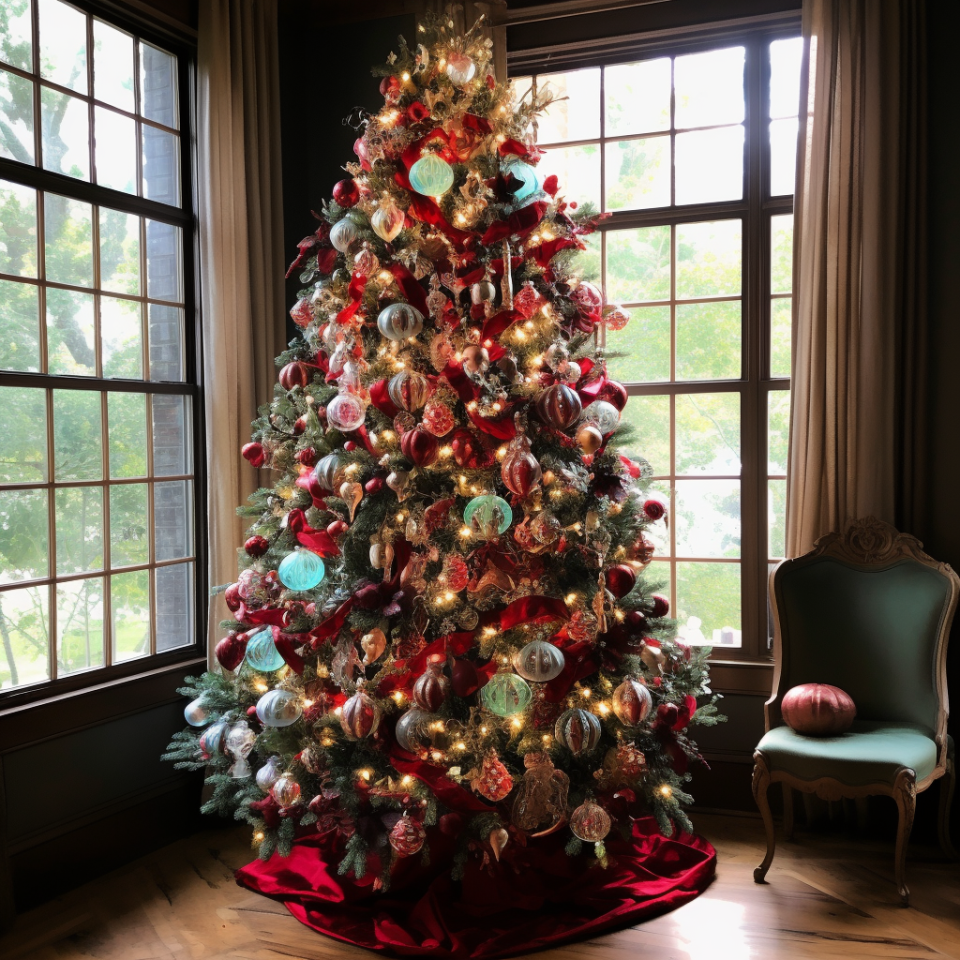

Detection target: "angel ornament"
[511, 751, 570, 834]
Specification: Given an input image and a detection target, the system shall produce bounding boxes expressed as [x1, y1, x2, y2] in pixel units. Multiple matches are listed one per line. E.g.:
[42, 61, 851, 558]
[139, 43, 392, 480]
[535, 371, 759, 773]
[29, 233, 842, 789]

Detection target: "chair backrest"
[767, 518, 958, 738]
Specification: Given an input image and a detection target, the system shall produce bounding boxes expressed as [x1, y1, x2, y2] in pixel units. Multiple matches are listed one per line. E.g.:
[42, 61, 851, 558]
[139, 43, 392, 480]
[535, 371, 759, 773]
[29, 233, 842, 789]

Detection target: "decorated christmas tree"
[166, 14, 721, 890]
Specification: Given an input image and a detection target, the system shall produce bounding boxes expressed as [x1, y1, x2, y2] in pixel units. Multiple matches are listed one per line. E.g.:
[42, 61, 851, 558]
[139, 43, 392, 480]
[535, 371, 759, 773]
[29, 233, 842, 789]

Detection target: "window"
[0, 0, 200, 695]
[512, 25, 801, 661]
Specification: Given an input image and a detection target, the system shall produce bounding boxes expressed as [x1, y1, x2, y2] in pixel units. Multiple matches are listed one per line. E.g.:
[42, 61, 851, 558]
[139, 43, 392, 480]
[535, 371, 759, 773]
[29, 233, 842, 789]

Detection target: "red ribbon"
[309, 598, 354, 644]
[369, 379, 400, 419]
[272, 626, 306, 674]
[499, 595, 569, 631]
[288, 509, 340, 557]
[467, 406, 517, 440]
[388, 752, 494, 813]
[528, 236, 584, 267]
[241, 605, 287, 628]
[481, 309, 520, 343]
[481, 202, 547, 246]
[543, 638, 597, 702]
[388, 262, 429, 316]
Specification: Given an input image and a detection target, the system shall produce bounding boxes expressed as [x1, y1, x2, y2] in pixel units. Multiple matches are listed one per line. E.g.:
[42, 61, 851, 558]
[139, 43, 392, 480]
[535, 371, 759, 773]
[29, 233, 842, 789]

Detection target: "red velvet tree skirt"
[235, 817, 716, 958]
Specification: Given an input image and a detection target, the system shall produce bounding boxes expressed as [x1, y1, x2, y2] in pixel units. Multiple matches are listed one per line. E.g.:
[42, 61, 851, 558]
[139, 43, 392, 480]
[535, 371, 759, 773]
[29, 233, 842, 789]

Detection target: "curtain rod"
[494, 0, 675, 27]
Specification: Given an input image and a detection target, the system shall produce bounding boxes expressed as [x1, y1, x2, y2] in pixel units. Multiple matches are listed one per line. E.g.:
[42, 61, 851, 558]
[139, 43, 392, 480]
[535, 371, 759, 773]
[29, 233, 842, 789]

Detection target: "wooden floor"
[2, 812, 959, 960]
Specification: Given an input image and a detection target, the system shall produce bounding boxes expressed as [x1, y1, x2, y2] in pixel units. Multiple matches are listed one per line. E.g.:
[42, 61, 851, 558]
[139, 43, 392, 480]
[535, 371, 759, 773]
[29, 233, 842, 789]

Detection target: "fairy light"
[396, 511, 406, 523]
[480, 725, 488, 735]
[454, 741, 466, 751]
[253, 680, 268, 693]
[334, 706, 343, 716]
[391, 691, 405, 705]
[359, 768, 372, 781]
[440, 445, 453, 458]
[542, 734, 552, 744]
[482, 626, 497, 638]
[382, 429, 396, 442]
[401, 71, 411, 82]
[565, 593, 578, 606]
[581, 688, 592, 699]
[459, 526, 473, 538]
[660, 785, 673, 798]
[320, 735, 334, 747]
[401, 774, 413, 786]
[430, 721, 445, 733]
[254, 832, 265, 843]
[511, 718, 523, 730]
[302, 699, 314, 709]
[615, 609, 626, 622]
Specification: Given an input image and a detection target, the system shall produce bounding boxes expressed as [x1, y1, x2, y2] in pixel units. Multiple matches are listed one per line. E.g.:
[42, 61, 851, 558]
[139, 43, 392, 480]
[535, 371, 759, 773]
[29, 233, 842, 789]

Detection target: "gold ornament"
[511, 752, 570, 834]
[340, 480, 363, 522]
[360, 628, 387, 664]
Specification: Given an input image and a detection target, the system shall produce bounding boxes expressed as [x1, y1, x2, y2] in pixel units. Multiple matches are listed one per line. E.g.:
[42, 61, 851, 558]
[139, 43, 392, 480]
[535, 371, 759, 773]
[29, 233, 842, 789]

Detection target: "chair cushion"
[756, 720, 938, 787]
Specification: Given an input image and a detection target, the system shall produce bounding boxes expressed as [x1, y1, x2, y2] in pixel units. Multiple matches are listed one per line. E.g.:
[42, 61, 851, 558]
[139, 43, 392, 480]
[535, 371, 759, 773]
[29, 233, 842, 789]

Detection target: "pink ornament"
[290, 298, 314, 328]
[441, 555, 469, 592]
[513, 281, 543, 320]
[472, 751, 513, 802]
[603, 306, 630, 331]
[571, 281, 603, 318]
[422, 399, 455, 437]
[389, 815, 426, 857]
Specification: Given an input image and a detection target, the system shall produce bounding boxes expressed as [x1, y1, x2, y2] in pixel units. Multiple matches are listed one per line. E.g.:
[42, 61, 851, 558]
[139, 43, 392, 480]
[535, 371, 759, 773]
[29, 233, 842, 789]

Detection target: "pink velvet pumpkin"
[781, 683, 857, 736]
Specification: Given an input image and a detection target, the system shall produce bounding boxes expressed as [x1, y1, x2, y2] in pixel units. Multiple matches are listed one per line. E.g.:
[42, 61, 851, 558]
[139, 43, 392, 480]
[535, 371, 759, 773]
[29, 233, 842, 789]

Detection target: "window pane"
[674, 46, 744, 129]
[0, 179, 37, 276]
[93, 20, 134, 112]
[535, 67, 599, 143]
[770, 214, 793, 295]
[155, 479, 192, 561]
[46, 288, 95, 375]
[605, 305, 669, 383]
[604, 136, 670, 211]
[676, 219, 742, 299]
[107, 391, 146, 478]
[151, 393, 191, 476]
[605, 58, 670, 137]
[53, 387, 101, 480]
[0, 386, 47, 483]
[676, 561, 741, 646]
[605, 225, 670, 303]
[156, 561, 192, 650]
[109, 482, 148, 567]
[99, 207, 140, 295]
[767, 389, 790, 475]
[141, 125, 179, 205]
[40, 85, 89, 179]
[676, 393, 740, 475]
[44, 193, 93, 286]
[95, 107, 136, 193]
[145, 219, 182, 302]
[57, 576, 103, 674]
[55, 485, 103, 574]
[770, 37, 804, 119]
[617, 394, 669, 475]
[769, 479, 786, 558]
[0, 278, 40, 370]
[538, 143, 600, 209]
[0, 585, 49, 690]
[38, 0, 86, 92]
[100, 295, 142, 378]
[574, 229, 600, 285]
[676, 301, 741, 381]
[769, 117, 798, 197]
[0, 488, 48, 582]
[642, 482, 672, 556]
[111, 567, 149, 662]
[148, 303, 183, 381]
[675, 479, 740, 558]
[139, 42, 178, 128]
[0, 68, 35, 164]
[675, 126, 743, 205]
[770, 296, 791, 378]
[1, 0, 33, 71]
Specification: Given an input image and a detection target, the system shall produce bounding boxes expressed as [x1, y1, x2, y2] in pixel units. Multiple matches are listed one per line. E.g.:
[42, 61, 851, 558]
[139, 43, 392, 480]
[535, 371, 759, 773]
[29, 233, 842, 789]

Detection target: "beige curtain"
[198, 0, 287, 658]
[786, 0, 927, 557]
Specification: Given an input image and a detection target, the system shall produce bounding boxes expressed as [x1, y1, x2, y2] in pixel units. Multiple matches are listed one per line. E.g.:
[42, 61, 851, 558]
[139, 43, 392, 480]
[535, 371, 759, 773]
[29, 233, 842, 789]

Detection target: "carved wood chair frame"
[752, 517, 959, 906]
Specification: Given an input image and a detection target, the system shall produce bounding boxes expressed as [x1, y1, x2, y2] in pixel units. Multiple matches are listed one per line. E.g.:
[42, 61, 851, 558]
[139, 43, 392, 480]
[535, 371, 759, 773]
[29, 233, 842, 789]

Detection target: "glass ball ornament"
[353, 245, 380, 277]
[612, 676, 654, 726]
[555, 707, 603, 755]
[340, 685, 381, 739]
[582, 400, 621, 436]
[256, 688, 303, 727]
[464, 494, 513, 539]
[503, 159, 540, 204]
[378, 302, 424, 341]
[481, 672, 533, 717]
[199, 719, 228, 759]
[389, 814, 427, 856]
[395, 707, 434, 752]
[371, 204, 404, 242]
[244, 628, 286, 673]
[445, 51, 477, 85]
[409, 152, 454, 197]
[272, 773, 301, 808]
[501, 435, 542, 497]
[330, 218, 359, 253]
[278, 548, 326, 592]
[422, 399, 455, 437]
[313, 453, 342, 493]
[570, 799, 612, 842]
[603, 305, 631, 331]
[184, 696, 210, 727]
[256, 755, 284, 793]
[224, 719, 257, 778]
[326, 392, 367, 432]
[514, 639, 565, 683]
[535, 383, 582, 429]
[387, 370, 431, 411]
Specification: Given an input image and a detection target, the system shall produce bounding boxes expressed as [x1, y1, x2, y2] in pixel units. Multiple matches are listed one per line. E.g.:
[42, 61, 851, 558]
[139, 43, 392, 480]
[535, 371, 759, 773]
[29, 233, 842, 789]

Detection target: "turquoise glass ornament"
[278, 548, 325, 591]
[504, 160, 540, 204]
[464, 494, 513, 539]
[409, 152, 454, 197]
[481, 672, 533, 717]
[244, 628, 286, 672]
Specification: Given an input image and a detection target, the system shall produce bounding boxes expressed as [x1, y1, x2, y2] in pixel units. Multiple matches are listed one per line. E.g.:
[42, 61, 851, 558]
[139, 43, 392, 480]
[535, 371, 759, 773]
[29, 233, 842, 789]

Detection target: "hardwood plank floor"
[1, 812, 958, 960]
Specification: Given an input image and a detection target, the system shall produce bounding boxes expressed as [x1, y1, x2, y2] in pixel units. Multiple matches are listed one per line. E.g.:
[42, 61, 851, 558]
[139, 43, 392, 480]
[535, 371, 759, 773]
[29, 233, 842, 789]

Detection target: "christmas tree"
[166, 14, 721, 884]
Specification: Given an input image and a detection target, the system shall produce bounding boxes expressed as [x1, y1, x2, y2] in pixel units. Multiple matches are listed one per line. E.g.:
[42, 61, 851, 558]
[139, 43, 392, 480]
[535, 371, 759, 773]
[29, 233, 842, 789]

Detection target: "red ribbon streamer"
[272, 626, 306, 674]
[369, 379, 400, 419]
[287, 509, 340, 558]
[388, 262, 429, 316]
[481, 201, 547, 246]
[388, 751, 494, 813]
[499, 596, 570, 631]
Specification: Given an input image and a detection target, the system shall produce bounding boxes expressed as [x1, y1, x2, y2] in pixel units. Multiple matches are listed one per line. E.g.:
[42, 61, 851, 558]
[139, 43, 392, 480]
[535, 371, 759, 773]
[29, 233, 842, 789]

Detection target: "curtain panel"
[786, 0, 927, 557]
[198, 0, 287, 658]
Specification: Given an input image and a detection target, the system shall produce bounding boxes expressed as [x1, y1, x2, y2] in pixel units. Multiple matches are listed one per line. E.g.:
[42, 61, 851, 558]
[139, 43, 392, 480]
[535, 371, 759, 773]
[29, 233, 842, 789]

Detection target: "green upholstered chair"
[753, 517, 959, 905]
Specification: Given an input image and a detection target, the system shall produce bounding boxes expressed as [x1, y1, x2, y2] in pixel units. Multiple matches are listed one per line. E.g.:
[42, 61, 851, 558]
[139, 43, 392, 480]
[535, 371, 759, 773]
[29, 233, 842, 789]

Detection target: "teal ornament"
[256, 689, 302, 728]
[278, 548, 325, 591]
[244, 628, 286, 673]
[409, 152, 454, 197]
[481, 673, 533, 717]
[464, 494, 513, 539]
[504, 160, 540, 204]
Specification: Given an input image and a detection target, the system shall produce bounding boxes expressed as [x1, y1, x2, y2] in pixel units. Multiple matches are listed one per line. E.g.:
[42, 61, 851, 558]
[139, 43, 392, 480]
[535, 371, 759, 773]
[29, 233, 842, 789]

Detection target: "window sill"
[707, 658, 774, 696]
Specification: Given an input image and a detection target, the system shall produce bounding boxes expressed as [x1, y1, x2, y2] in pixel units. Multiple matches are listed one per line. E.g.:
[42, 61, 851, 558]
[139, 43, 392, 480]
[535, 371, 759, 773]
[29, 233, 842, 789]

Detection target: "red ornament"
[571, 281, 604, 318]
[400, 426, 440, 468]
[441, 555, 470, 592]
[326, 519, 349, 539]
[781, 683, 857, 736]
[535, 383, 582, 430]
[604, 563, 637, 598]
[625, 610, 647, 631]
[245, 535, 269, 558]
[643, 499, 666, 521]
[650, 595, 670, 618]
[379, 75, 401, 102]
[422, 399, 455, 437]
[513, 281, 543, 319]
[413, 661, 449, 712]
[344, 440, 357, 452]
[293, 416, 307, 435]
[215, 631, 248, 671]
[450, 658, 481, 697]
[451, 428, 483, 468]
[332, 179, 360, 208]
[472, 751, 513, 802]
[439, 812, 463, 836]
[290, 297, 314, 328]
[364, 477, 384, 494]
[295, 448, 317, 466]
[224, 582, 242, 611]
[501, 436, 542, 497]
[340, 686, 381, 739]
[598, 379, 628, 411]
[242, 442, 265, 468]
[389, 815, 426, 857]
[611, 676, 653, 726]
[603, 306, 630, 331]
[279, 361, 310, 391]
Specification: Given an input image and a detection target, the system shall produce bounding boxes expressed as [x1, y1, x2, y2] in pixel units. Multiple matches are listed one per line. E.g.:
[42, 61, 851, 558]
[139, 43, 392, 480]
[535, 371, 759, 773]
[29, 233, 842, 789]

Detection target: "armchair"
[752, 517, 958, 905]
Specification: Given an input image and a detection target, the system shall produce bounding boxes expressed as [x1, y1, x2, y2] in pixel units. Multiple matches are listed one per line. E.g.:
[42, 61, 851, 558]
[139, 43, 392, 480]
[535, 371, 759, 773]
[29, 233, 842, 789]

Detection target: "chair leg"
[939, 748, 957, 860]
[782, 783, 794, 840]
[893, 768, 917, 907]
[752, 753, 776, 883]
